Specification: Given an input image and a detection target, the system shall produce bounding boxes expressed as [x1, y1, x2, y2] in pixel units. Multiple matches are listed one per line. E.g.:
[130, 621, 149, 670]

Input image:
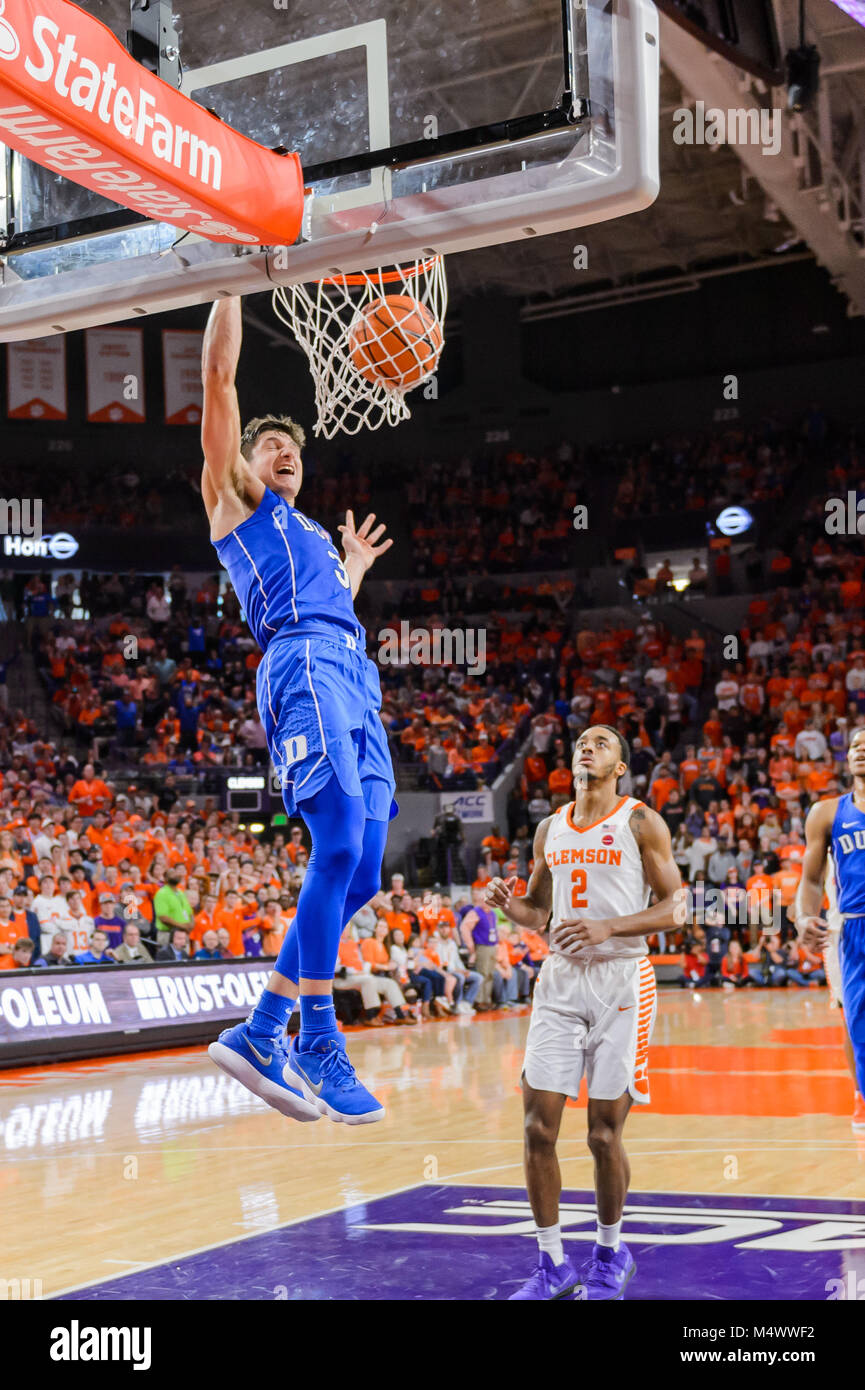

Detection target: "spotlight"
[785, 44, 820, 111]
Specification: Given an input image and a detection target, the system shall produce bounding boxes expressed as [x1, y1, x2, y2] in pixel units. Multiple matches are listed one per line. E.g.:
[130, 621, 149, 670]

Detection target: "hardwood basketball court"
[4, 989, 863, 1301]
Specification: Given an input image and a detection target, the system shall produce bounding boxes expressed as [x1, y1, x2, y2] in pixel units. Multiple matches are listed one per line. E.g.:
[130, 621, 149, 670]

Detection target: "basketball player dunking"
[486, 725, 682, 1300]
[797, 727, 865, 1131]
[201, 295, 396, 1125]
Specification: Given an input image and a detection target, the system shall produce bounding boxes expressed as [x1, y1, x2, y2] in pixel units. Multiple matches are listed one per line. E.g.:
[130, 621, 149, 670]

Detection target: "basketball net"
[271, 256, 447, 439]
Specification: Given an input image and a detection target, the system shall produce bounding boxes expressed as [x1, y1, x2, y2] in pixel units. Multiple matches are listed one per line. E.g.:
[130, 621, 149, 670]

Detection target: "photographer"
[432, 803, 466, 882]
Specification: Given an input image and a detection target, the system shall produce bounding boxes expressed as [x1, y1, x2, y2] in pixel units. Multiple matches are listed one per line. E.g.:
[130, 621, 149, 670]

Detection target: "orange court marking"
[768, 1026, 845, 1046]
[557, 1038, 852, 1115]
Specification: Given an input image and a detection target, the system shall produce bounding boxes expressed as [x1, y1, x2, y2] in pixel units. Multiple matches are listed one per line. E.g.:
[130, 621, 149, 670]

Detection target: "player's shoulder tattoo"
[628, 801, 664, 847]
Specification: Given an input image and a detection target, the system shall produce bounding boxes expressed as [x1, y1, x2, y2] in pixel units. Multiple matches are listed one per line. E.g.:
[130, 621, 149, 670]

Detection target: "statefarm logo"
[0, 1, 20, 60]
[0, 0, 303, 246]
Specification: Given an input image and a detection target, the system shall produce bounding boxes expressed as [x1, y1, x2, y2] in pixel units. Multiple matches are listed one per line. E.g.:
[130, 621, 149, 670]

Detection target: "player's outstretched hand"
[486, 875, 517, 911]
[551, 917, 613, 955]
[338, 509, 393, 572]
[796, 915, 829, 951]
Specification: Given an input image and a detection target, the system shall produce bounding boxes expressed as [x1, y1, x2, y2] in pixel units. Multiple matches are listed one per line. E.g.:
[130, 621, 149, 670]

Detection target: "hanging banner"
[85, 327, 145, 422]
[163, 329, 203, 424]
[6, 336, 67, 418]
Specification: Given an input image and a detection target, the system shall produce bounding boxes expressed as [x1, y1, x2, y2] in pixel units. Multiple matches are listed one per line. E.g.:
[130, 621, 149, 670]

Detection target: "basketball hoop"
[271, 256, 447, 438]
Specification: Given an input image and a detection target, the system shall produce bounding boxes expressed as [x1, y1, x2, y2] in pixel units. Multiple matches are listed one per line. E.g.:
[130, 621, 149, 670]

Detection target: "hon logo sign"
[3, 529, 78, 559]
[715, 506, 753, 537]
[0, 0, 303, 245]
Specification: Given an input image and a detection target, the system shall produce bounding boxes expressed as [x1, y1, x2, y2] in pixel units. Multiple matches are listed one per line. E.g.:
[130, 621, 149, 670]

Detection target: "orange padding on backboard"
[0, 0, 304, 246]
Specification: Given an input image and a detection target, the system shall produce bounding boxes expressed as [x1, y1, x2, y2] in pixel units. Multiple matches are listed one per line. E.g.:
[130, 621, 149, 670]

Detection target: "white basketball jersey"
[545, 795, 651, 960]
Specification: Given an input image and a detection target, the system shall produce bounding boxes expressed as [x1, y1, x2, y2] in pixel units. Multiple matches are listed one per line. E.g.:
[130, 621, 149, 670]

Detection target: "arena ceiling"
[87, 0, 865, 318]
[446, 0, 865, 315]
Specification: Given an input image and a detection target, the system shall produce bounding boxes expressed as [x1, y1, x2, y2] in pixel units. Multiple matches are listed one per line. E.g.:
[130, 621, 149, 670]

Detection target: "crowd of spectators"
[609, 420, 803, 521]
[24, 570, 584, 792]
[5, 404, 865, 1014]
[0, 741, 545, 1024]
[27, 571, 272, 772]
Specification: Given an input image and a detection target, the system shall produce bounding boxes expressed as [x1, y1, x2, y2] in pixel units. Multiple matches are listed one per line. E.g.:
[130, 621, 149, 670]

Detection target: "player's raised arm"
[485, 816, 553, 932]
[200, 297, 250, 519]
[553, 805, 683, 954]
[794, 798, 836, 951]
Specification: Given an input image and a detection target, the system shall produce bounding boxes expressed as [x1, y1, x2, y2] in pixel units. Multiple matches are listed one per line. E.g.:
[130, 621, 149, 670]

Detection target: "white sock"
[597, 1219, 621, 1251]
[536, 1223, 564, 1266]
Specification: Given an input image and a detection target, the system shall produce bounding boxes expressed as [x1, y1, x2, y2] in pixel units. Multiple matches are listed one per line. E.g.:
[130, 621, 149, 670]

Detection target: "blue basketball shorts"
[257, 627, 397, 822]
[840, 915, 865, 1096]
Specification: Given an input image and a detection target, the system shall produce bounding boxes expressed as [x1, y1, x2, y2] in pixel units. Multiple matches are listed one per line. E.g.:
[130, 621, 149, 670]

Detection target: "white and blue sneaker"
[208, 1023, 320, 1122]
[285, 1033, 385, 1125]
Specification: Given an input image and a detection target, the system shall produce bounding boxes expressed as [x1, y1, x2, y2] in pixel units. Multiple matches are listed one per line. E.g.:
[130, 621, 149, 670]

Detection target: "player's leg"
[572, 1092, 638, 1300]
[574, 958, 655, 1300]
[826, 930, 865, 1129]
[285, 783, 394, 1122]
[523, 1079, 568, 1228]
[839, 916, 865, 1128]
[509, 954, 586, 1300]
[508, 1079, 582, 1300]
[838, 1011, 865, 1130]
[261, 812, 389, 993]
[210, 785, 383, 1123]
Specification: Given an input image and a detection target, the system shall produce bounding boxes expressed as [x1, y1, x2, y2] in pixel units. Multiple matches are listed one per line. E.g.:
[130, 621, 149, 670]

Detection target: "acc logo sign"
[443, 793, 491, 821]
[0, 1, 20, 60]
[715, 506, 753, 537]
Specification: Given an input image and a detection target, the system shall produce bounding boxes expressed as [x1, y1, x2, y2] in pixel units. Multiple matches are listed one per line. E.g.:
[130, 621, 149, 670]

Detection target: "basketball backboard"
[0, 0, 659, 339]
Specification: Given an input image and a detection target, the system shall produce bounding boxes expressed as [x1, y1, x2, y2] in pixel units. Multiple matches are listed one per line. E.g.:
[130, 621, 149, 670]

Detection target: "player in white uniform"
[487, 725, 683, 1300]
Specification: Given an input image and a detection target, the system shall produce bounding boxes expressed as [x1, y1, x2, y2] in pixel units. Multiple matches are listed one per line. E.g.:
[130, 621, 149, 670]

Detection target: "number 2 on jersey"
[571, 867, 588, 911]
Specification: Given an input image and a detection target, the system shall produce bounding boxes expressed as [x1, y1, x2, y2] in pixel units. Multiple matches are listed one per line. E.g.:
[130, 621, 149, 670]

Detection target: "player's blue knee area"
[290, 777, 372, 981]
[271, 816, 389, 987]
[342, 815, 388, 909]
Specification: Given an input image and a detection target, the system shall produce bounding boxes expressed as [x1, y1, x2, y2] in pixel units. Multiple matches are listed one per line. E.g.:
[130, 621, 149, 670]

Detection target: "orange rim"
[317, 256, 440, 288]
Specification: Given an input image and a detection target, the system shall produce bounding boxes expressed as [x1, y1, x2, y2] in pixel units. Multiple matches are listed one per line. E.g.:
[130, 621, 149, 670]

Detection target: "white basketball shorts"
[523, 952, 657, 1104]
[825, 930, 842, 1009]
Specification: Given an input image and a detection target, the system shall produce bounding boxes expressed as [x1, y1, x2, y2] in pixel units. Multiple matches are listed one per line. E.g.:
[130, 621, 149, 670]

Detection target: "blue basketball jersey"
[212, 487, 361, 651]
[830, 794, 865, 917]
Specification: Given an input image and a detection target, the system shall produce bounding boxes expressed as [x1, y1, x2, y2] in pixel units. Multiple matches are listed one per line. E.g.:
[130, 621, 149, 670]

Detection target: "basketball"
[348, 294, 443, 390]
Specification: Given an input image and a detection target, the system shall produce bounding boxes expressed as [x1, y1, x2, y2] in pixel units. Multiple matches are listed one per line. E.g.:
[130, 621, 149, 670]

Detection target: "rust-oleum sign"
[0, 959, 272, 1065]
[0, 0, 304, 245]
